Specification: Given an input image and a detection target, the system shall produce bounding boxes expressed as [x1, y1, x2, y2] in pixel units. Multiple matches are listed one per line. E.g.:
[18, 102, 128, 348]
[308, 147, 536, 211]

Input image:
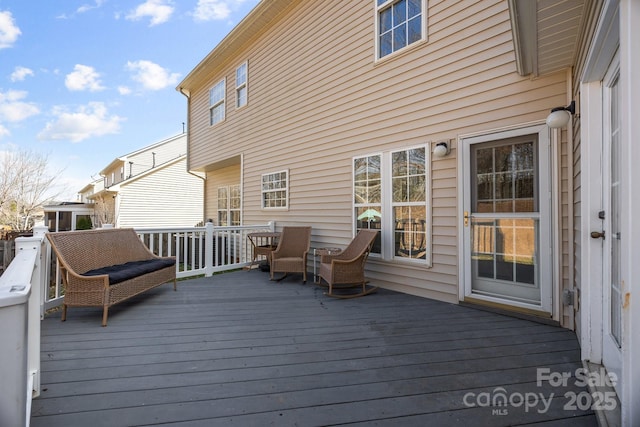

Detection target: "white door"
[598, 57, 622, 394]
[462, 125, 552, 314]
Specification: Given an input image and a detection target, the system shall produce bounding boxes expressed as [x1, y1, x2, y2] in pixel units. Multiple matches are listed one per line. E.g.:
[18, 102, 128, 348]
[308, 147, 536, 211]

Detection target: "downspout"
[178, 87, 207, 223]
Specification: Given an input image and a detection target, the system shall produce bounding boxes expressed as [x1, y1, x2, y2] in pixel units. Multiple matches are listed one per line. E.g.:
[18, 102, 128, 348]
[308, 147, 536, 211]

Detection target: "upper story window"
[236, 62, 247, 109]
[261, 170, 288, 209]
[209, 79, 225, 126]
[376, 0, 425, 59]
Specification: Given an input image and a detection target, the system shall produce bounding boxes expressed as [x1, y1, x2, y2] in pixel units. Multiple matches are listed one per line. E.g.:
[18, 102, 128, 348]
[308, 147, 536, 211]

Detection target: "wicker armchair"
[270, 226, 312, 283]
[316, 229, 378, 298]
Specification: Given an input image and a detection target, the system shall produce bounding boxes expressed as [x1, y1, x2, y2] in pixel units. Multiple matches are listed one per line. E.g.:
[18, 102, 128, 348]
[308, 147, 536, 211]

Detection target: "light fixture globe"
[546, 109, 571, 128]
[433, 141, 449, 158]
[546, 101, 575, 129]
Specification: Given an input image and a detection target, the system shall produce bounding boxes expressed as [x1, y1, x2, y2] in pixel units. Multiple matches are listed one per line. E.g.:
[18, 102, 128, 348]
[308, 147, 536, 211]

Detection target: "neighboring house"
[78, 178, 104, 204]
[43, 202, 94, 232]
[177, 0, 638, 423]
[81, 133, 204, 228]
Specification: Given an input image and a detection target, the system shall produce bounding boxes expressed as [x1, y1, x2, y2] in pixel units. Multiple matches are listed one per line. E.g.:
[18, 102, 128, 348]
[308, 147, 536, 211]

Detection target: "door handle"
[590, 231, 605, 239]
[464, 211, 469, 227]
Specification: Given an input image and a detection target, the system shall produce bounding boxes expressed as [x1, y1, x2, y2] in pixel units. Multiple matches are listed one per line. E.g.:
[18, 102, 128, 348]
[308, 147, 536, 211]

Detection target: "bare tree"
[91, 193, 115, 227]
[0, 149, 62, 231]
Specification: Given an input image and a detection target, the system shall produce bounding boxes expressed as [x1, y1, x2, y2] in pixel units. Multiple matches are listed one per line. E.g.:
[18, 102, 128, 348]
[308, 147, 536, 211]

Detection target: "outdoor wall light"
[546, 101, 576, 129]
[433, 141, 450, 158]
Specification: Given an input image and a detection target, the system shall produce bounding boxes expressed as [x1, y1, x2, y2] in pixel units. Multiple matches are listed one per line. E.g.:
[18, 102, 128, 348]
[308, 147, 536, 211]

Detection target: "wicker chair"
[316, 229, 378, 298]
[270, 226, 312, 283]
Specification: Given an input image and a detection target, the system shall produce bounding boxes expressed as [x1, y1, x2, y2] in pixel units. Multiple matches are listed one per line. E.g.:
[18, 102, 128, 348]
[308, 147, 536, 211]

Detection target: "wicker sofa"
[47, 228, 176, 326]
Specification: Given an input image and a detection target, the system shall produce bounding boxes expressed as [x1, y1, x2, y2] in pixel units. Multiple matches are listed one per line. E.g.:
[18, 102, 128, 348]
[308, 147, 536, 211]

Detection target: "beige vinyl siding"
[560, 125, 573, 329]
[117, 158, 203, 227]
[186, 0, 569, 301]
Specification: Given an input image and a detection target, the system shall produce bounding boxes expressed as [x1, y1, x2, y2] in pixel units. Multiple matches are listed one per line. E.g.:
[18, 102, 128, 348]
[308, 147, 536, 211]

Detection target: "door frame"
[457, 122, 555, 317]
[580, 1, 640, 422]
[579, 0, 619, 384]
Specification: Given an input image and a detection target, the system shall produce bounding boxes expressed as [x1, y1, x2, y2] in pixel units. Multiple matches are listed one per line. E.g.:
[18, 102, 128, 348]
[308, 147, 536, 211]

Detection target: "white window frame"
[235, 62, 248, 109]
[229, 184, 241, 225]
[353, 144, 431, 265]
[217, 186, 229, 226]
[375, 0, 427, 61]
[209, 79, 226, 126]
[261, 169, 289, 210]
[217, 184, 241, 226]
[354, 153, 383, 256]
[390, 145, 430, 262]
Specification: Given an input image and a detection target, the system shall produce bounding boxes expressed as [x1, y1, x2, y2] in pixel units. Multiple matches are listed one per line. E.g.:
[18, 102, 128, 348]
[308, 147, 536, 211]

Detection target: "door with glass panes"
[462, 127, 552, 313]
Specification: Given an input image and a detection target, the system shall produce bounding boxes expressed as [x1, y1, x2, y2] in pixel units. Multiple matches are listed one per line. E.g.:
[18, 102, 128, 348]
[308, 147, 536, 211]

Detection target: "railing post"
[204, 222, 214, 277]
[28, 226, 47, 400]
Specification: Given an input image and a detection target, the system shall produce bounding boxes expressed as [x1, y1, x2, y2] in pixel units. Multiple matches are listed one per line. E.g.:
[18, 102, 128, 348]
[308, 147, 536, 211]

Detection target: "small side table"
[247, 232, 281, 271]
[313, 247, 341, 283]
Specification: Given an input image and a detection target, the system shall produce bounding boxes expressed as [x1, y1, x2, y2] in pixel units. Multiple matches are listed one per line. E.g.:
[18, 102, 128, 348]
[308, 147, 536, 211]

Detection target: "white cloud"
[77, 0, 105, 14]
[0, 90, 39, 122]
[37, 102, 123, 143]
[117, 86, 132, 95]
[0, 11, 21, 49]
[10, 66, 34, 82]
[126, 0, 174, 26]
[65, 64, 105, 92]
[126, 60, 180, 91]
[0, 124, 9, 138]
[193, 0, 230, 21]
[192, 0, 249, 22]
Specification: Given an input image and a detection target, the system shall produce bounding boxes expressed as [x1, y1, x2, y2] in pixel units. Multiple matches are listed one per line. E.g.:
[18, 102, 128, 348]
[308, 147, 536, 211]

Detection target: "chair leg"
[61, 304, 67, 322]
[272, 273, 288, 281]
[102, 306, 109, 327]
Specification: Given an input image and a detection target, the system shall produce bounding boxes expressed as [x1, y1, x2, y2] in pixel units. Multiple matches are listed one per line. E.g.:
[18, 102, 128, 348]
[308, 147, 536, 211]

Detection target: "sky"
[0, 0, 260, 201]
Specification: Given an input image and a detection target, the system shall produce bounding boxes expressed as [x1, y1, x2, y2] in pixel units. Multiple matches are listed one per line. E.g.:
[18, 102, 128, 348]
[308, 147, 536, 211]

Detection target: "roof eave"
[508, 0, 538, 77]
[177, 0, 298, 92]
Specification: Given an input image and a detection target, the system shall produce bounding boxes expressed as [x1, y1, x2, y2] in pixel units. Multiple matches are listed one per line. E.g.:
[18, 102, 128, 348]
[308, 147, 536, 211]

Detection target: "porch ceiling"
[509, 0, 586, 77]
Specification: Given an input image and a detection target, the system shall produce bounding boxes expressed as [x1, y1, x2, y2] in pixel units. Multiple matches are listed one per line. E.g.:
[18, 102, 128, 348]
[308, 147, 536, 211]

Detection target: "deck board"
[31, 271, 597, 426]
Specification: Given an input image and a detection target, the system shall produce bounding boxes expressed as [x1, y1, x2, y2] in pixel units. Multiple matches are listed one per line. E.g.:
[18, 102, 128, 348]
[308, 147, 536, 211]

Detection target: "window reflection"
[472, 141, 536, 214]
[471, 218, 537, 285]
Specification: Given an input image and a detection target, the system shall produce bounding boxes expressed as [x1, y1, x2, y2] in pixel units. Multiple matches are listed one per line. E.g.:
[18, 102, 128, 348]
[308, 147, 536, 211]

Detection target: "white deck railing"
[1, 222, 274, 427]
[0, 227, 47, 427]
[136, 222, 275, 278]
[43, 222, 275, 310]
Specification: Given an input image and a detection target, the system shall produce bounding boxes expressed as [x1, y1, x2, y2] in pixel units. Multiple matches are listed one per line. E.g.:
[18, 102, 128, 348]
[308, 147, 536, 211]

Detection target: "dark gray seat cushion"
[83, 258, 176, 285]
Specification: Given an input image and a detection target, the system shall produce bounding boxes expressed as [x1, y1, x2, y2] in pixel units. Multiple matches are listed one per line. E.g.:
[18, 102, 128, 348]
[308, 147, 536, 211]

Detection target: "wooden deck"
[31, 271, 597, 426]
